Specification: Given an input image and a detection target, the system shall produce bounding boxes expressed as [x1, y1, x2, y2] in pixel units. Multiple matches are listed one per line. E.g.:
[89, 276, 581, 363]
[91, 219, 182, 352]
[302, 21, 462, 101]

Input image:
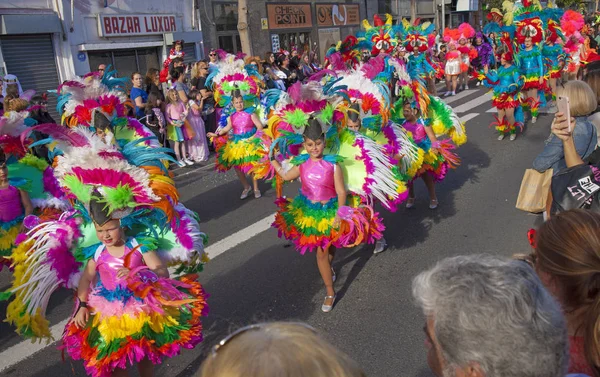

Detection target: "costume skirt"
[167, 120, 195, 142]
[273, 192, 384, 255]
[492, 92, 521, 110]
[411, 138, 459, 183]
[61, 272, 208, 377]
[212, 129, 268, 175]
[445, 59, 461, 76]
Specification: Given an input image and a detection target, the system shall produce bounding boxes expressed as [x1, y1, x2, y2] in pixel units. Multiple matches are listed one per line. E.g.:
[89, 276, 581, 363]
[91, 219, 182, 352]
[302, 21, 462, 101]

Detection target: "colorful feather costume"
[1, 119, 208, 351]
[542, 20, 567, 83]
[561, 10, 586, 74]
[206, 54, 272, 178]
[356, 14, 399, 57]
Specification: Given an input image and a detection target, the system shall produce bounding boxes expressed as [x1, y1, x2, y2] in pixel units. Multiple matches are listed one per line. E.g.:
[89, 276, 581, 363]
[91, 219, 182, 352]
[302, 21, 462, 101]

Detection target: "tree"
[237, 0, 252, 55]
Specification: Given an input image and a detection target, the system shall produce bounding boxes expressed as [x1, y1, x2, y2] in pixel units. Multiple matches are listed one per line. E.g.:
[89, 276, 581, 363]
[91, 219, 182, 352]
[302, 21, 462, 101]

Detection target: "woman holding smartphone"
[532, 81, 597, 175]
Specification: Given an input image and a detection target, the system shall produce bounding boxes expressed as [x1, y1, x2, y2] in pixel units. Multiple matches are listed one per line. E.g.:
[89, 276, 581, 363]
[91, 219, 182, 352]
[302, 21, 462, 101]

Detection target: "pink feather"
[308, 69, 337, 82]
[216, 49, 228, 60]
[361, 55, 385, 79]
[287, 82, 303, 103]
[327, 52, 346, 71]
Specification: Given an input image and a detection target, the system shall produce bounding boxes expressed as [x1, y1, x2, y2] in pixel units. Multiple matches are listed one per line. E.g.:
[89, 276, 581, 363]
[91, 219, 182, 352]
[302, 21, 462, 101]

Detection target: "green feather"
[99, 184, 136, 213]
[319, 103, 334, 123]
[283, 109, 310, 129]
[19, 154, 48, 171]
[62, 175, 91, 204]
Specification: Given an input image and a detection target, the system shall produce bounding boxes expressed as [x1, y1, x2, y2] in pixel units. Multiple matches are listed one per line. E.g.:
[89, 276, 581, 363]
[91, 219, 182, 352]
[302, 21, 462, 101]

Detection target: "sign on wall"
[99, 14, 178, 37]
[316, 4, 360, 27]
[267, 4, 313, 29]
[271, 34, 281, 52]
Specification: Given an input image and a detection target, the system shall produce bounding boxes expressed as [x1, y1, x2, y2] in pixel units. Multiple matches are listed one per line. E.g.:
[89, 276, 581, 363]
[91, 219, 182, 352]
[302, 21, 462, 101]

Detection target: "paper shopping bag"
[515, 169, 553, 213]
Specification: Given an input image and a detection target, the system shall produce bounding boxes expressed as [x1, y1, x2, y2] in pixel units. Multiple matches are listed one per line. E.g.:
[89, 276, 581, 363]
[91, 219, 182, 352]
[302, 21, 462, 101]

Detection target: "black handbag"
[551, 163, 600, 213]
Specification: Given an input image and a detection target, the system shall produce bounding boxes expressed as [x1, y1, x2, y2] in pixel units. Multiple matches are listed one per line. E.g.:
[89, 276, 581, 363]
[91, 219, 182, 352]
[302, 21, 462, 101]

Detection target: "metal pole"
[441, 0, 446, 30]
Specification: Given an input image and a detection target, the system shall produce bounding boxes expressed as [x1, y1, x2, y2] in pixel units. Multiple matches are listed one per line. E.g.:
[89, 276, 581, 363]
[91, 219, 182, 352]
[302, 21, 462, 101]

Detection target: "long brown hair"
[536, 209, 600, 377]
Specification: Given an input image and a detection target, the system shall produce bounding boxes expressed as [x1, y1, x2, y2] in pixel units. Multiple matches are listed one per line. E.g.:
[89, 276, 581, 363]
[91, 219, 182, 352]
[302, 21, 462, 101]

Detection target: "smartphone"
[556, 96, 572, 132]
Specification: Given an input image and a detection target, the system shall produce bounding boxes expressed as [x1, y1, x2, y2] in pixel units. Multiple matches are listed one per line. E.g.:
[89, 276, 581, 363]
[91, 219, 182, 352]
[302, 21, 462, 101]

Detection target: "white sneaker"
[176, 160, 186, 167]
[465, 84, 470, 90]
[497, 134, 505, 141]
[183, 158, 194, 166]
[476, 81, 480, 87]
[451, 91, 456, 96]
[374, 238, 387, 254]
[509, 133, 517, 141]
[532, 116, 537, 124]
[444, 91, 452, 97]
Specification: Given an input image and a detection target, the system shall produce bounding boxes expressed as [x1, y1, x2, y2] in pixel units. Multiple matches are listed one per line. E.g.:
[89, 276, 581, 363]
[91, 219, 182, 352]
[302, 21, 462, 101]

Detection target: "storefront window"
[276, 32, 312, 54]
[214, 3, 238, 32]
[88, 48, 160, 81]
[218, 35, 242, 53]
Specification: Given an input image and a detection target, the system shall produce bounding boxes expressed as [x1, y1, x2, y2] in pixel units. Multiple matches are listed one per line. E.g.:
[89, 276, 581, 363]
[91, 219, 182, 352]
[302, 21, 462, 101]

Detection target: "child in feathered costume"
[393, 91, 461, 209]
[1, 123, 209, 376]
[542, 19, 567, 107]
[512, 0, 547, 124]
[356, 14, 399, 59]
[397, 18, 438, 94]
[205, 54, 271, 200]
[472, 32, 494, 86]
[479, 34, 525, 140]
[561, 10, 586, 80]
[443, 24, 476, 96]
[269, 114, 384, 313]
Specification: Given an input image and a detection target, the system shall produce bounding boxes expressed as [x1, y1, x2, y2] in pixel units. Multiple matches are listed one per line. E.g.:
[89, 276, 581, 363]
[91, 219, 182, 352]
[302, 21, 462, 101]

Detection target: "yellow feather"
[362, 19, 372, 30]
[385, 13, 392, 25]
[402, 18, 410, 28]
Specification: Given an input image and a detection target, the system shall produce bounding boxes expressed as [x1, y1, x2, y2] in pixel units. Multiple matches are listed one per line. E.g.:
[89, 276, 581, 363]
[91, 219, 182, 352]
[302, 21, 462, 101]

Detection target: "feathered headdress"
[444, 23, 474, 46]
[561, 10, 584, 42]
[397, 18, 435, 53]
[545, 19, 565, 43]
[206, 53, 261, 108]
[356, 14, 399, 56]
[516, 18, 544, 44]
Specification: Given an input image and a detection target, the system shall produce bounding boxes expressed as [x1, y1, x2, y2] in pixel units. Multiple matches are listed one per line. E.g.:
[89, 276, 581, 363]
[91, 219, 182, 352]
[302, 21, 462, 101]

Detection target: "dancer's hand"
[117, 267, 130, 278]
[73, 307, 89, 328]
[333, 215, 341, 228]
[551, 112, 575, 141]
[207, 132, 217, 138]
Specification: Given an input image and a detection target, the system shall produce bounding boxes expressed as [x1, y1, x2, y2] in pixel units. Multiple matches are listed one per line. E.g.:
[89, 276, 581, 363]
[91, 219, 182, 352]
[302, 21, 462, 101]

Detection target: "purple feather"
[308, 69, 337, 82]
[216, 49, 228, 60]
[21, 123, 89, 147]
[328, 52, 346, 71]
[361, 56, 385, 79]
[43, 166, 64, 199]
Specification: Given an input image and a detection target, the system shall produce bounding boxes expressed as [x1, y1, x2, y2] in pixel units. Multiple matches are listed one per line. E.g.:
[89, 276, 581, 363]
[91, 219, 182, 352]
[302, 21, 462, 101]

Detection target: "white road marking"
[460, 113, 479, 123]
[452, 92, 493, 113]
[0, 319, 69, 372]
[442, 89, 477, 105]
[0, 213, 277, 371]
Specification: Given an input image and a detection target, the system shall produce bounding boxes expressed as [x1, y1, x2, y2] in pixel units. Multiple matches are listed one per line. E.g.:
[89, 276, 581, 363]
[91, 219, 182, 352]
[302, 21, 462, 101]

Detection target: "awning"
[78, 41, 164, 51]
[0, 13, 62, 35]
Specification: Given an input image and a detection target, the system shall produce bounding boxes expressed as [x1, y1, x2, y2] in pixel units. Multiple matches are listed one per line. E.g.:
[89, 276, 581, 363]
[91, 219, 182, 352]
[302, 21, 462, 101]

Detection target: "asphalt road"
[0, 85, 551, 377]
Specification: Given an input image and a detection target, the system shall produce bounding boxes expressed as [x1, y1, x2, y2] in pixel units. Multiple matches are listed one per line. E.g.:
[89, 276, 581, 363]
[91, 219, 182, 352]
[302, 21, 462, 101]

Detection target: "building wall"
[199, 0, 365, 63]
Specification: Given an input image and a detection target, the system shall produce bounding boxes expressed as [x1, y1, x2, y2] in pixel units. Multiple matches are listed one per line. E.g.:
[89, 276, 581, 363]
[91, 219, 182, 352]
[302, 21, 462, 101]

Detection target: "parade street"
[0, 85, 551, 377]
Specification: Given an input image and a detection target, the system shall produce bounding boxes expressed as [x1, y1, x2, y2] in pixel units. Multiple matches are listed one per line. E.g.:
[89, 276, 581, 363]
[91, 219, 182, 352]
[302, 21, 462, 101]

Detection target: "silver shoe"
[240, 187, 252, 200]
[321, 294, 337, 313]
[531, 116, 537, 124]
[509, 133, 517, 141]
[374, 238, 387, 254]
[497, 134, 505, 141]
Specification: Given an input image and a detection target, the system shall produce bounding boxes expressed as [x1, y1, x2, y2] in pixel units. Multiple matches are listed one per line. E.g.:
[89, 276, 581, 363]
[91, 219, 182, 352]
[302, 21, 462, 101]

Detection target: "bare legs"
[316, 245, 336, 306]
[234, 168, 259, 198]
[445, 75, 457, 95]
[407, 174, 437, 206]
[110, 358, 153, 377]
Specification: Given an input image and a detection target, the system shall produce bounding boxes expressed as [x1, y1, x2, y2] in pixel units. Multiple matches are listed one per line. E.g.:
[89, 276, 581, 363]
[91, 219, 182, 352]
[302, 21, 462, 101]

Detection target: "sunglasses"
[209, 53, 216, 56]
[211, 322, 316, 357]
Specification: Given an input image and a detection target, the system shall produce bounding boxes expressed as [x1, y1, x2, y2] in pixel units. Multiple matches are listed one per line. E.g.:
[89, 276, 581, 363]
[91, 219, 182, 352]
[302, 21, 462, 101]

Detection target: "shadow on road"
[383, 140, 491, 251]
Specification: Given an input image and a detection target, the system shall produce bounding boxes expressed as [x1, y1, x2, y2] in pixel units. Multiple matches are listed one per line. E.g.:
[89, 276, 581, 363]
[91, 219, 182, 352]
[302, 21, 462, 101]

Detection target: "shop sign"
[271, 34, 281, 52]
[267, 4, 312, 29]
[316, 4, 360, 27]
[99, 14, 177, 37]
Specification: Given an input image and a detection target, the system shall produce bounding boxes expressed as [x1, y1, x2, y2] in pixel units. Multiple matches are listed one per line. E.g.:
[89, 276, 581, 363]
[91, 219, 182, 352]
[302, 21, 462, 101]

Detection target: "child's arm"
[333, 163, 347, 226]
[207, 116, 233, 137]
[73, 259, 97, 328]
[188, 99, 202, 111]
[141, 251, 169, 278]
[250, 113, 264, 130]
[18, 189, 33, 216]
[424, 123, 438, 143]
[270, 161, 300, 181]
[165, 104, 173, 124]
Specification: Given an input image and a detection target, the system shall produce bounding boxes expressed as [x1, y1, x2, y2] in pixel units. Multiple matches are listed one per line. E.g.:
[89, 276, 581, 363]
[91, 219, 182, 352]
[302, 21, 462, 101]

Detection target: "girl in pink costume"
[207, 92, 266, 199]
[402, 102, 458, 209]
[165, 88, 196, 167]
[0, 150, 33, 268]
[63, 195, 208, 377]
[270, 120, 384, 313]
[186, 89, 209, 162]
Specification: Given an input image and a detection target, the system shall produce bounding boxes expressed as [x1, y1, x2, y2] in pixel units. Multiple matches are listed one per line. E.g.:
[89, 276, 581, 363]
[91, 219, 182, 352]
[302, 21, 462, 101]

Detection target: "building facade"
[199, 0, 367, 63]
[0, 0, 203, 111]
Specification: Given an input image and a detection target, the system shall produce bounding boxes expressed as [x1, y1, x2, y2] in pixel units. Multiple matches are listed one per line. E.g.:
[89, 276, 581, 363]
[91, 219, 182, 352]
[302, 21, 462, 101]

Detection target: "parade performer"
[270, 117, 384, 313]
[542, 20, 566, 109]
[515, 15, 546, 123]
[561, 10, 586, 81]
[397, 94, 460, 209]
[479, 37, 525, 140]
[62, 193, 208, 377]
[472, 32, 494, 86]
[457, 23, 477, 91]
[443, 27, 469, 96]
[0, 149, 33, 268]
[206, 54, 270, 200]
[397, 19, 437, 93]
[160, 40, 185, 83]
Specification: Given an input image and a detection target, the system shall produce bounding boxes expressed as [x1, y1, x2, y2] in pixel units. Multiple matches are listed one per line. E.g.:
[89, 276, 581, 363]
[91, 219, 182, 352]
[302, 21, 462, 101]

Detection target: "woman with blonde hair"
[583, 63, 600, 146]
[198, 322, 367, 377]
[530, 209, 600, 377]
[533, 80, 597, 175]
